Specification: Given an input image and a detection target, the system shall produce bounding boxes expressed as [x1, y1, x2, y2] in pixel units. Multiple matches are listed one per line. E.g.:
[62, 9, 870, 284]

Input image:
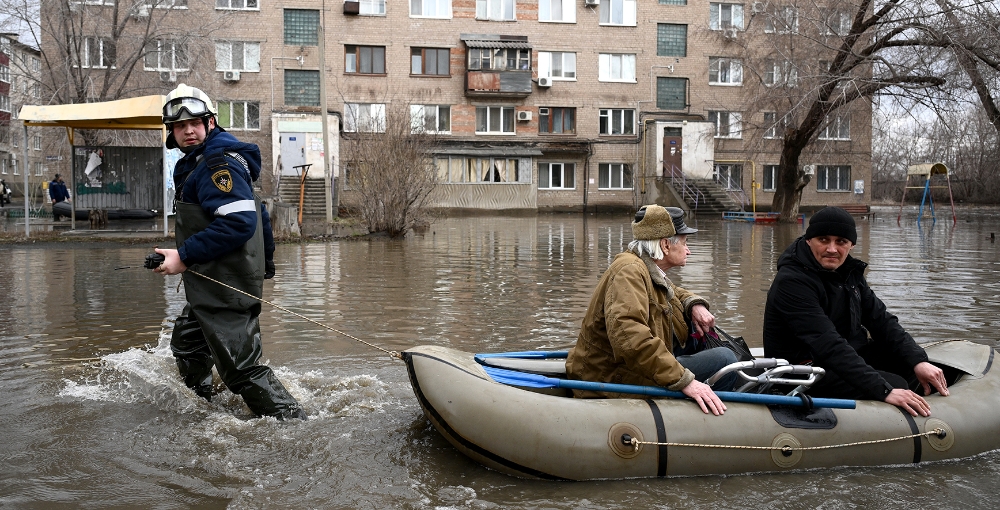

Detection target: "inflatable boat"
[403, 340, 998, 480]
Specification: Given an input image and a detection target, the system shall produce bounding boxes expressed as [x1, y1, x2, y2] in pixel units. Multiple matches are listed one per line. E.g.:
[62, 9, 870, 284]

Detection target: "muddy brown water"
[2, 208, 999, 509]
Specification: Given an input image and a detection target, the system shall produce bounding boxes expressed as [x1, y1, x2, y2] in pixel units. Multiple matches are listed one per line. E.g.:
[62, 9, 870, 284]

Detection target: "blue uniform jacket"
[173, 127, 274, 266]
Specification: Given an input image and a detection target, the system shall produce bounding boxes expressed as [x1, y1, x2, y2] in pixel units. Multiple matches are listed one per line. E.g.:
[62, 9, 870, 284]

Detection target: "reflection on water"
[1, 208, 999, 508]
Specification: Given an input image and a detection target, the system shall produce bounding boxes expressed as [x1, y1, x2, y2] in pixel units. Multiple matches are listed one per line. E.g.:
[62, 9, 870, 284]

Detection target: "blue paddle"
[482, 365, 856, 410]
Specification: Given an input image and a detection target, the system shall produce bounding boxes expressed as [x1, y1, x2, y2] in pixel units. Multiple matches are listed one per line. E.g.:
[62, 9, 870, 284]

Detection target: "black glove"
[144, 253, 166, 269]
[264, 260, 275, 279]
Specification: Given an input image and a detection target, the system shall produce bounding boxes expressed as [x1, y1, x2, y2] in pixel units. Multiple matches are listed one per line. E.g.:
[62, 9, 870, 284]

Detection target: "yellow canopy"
[907, 162, 949, 177]
[18, 95, 166, 130]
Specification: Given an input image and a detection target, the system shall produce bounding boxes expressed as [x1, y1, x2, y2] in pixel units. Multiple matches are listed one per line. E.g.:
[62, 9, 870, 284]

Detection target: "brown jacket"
[566, 251, 710, 397]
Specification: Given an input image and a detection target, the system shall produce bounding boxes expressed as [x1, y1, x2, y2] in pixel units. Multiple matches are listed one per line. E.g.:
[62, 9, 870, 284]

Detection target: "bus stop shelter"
[897, 162, 957, 224]
[17, 95, 168, 236]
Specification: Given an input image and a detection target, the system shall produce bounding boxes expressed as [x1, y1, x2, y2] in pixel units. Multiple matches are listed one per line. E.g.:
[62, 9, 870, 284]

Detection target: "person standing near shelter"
[0, 179, 11, 207]
[763, 206, 949, 417]
[566, 205, 737, 416]
[49, 174, 71, 220]
[151, 84, 305, 421]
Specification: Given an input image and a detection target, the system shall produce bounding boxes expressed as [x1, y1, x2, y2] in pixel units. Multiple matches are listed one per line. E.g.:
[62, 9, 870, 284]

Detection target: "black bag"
[708, 327, 754, 362]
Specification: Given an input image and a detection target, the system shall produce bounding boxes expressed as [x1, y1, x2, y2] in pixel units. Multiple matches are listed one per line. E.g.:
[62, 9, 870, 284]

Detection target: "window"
[538, 162, 575, 189]
[284, 9, 320, 46]
[0, 64, 8, 83]
[475, 106, 515, 134]
[1, 158, 6, 174]
[539, 0, 576, 22]
[817, 165, 850, 191]
[538, 107, 575, 134]
[537, 52, 576, 80]
[218, 101, 260, 130]
[763, 112, 789, 139]
[599, 0, 636, 26]
[34, 162, 43, 176]
[359, 0, 386, 15]
[600, 108, 635, 135]
[216, 41, 261, 72]
[410, 105, 451, 133]
[467, 48, 530, 71]
[411, 48, 450, 76]
[825, 11, 852, 36]
[599, 163, 632, 189]
[708, 111, 741, 138]
[11, 157, 17, 175]
[657, 24, 687, 57]
[709, 57, 742, 85]
[345, 103, 386, 132]
[32, 83, 40, 99]
[216, 0, 258, 9]
[345, 45, 386, 75]
[765, 7, 799, 34]
[709, 3, 743, 30]
[144, 39, 186, 71]
[476, 0, 515, 21]
[819, 115, 850, 140]
[0, 95, 8, 113]
[31, 57, 40, 72]
[284, 69, 320, 106]
[411, 0, 451, 18]
[33, 135, 41, 150]
[598, 53, 636, 82]
[656, 77, 687, 110]
[715, 163, 742, 190]
[763, 164, 778, 191]
[77, 37, 116, 69]
[764, 61, 797, 87]
[434, 156, 529, 183]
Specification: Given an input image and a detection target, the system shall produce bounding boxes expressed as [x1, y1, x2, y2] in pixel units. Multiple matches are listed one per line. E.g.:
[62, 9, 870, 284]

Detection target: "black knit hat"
[805, 206, 857, 244]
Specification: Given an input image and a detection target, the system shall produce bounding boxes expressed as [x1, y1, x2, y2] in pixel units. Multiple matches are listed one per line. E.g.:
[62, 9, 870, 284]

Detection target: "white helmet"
[162, 83, 217, 125]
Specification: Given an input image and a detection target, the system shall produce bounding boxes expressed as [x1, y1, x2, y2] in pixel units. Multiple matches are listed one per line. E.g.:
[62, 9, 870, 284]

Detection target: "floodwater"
[2, 207, 999, 509]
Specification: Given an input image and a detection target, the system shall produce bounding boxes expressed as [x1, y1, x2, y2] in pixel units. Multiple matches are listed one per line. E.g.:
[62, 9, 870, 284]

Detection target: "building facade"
[38, 0, 872, 214]
[1, 34, 45, 197]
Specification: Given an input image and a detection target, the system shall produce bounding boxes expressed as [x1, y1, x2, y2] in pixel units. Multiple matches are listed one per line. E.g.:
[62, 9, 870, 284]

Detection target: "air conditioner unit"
[584, 0, 599, 6]
[133, 5, 150, 19]
[751, 1, 766, 13]
[537, 76, 552, 88]
[159, 71, 176, 83]
[516, 110, 532, 122]
[723, 28, 739, 39]
[802, 164, 816, 176]
[69, 3, 82, 13]
[223, 70, 241, 82]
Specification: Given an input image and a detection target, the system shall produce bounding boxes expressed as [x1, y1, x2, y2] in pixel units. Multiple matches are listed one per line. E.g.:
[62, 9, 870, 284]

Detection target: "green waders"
[170, 197, 304, 420]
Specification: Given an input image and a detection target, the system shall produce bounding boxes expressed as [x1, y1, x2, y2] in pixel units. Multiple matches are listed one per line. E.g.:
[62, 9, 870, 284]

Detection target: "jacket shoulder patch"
[212, 169, 233, 192]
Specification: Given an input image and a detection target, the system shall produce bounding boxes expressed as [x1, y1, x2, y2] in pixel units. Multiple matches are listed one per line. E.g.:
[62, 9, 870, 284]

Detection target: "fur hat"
[805, 206, 857, 244]
[632, 205, 698, 240]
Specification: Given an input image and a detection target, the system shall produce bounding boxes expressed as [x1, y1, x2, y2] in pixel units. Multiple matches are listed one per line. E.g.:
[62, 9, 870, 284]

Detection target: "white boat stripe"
[215, 199, 256, 216]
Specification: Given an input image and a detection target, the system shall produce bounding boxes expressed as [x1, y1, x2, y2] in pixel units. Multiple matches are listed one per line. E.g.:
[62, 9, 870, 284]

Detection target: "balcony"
[461, 34, 533, 98]
[465, 70, 532, 98]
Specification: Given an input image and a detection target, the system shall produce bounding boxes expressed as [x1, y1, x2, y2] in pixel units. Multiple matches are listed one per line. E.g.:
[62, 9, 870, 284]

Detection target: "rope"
[186, 269, 401, 359]
[629, 428, 945, 453]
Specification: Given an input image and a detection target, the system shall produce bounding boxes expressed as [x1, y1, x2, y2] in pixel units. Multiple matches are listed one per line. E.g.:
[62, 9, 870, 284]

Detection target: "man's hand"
[681, 379, 727, 416]
[885, 388, 932, 417]
[914, 361, 949, 397]
[152, 248, 187, 276]
[689, 304, 716, 336]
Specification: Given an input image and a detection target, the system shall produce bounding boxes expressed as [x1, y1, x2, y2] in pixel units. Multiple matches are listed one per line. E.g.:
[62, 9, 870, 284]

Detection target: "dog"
[89, 209, 108, 229]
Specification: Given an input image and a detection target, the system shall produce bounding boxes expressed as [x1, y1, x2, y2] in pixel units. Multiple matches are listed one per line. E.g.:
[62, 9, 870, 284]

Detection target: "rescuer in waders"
[151, 84, 305, 420]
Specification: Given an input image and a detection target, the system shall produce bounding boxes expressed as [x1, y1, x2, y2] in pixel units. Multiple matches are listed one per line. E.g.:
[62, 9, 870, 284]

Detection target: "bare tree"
[732, 0, 959, 220]
[339, 103, 439, 238]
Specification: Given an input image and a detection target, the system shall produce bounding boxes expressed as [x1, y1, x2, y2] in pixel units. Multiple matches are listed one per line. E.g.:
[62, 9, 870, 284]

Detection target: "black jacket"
[763, 237, 928, 400]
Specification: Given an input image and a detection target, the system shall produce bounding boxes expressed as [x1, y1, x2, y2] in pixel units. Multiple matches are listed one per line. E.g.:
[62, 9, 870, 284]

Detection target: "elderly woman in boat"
[566, 205, 738, 415]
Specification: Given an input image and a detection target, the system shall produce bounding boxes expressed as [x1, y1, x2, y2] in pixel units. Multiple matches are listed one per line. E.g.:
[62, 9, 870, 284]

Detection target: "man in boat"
[763, 206, 950, 417]
[151, 84, 304, 421]
[566, 205, 738, 416]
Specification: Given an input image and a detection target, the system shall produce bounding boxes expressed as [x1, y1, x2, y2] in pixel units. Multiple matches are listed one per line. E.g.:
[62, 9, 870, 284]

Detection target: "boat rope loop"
[187, 269, 401, 359]
[628, 428, 946, 453]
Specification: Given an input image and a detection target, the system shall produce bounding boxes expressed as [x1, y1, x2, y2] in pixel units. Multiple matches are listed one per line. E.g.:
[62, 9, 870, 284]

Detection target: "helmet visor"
[163, 97, 211, 123]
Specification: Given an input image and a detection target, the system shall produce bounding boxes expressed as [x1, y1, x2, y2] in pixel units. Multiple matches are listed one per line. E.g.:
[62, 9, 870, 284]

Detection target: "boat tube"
[403, 340, 998, 480]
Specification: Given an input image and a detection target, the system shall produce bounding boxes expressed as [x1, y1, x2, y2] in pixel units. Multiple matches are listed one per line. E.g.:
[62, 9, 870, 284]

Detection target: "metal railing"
[663, 164, 706, 210]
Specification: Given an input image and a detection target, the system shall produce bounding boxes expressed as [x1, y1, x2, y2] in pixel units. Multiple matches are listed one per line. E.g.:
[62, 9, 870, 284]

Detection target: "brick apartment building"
[1, 34, 44, 196]
[37, 0, 871, 214]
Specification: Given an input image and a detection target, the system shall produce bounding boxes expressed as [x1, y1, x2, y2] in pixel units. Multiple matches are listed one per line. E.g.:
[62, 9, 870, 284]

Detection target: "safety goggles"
[163, 97, 211, 122]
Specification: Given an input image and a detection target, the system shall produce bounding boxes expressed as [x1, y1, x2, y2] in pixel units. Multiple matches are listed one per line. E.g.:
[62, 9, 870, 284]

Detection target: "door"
[662, 127, 683, 178]
[279, 133, 307, 177]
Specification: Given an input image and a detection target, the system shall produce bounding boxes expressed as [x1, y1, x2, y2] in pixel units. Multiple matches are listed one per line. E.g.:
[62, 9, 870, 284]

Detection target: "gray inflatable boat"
[403, 340, 998, 480]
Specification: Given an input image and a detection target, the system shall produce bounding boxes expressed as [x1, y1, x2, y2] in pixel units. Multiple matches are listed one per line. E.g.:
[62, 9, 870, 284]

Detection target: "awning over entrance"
[19, 95, 166, 131]
[460, 34, 531, 49]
